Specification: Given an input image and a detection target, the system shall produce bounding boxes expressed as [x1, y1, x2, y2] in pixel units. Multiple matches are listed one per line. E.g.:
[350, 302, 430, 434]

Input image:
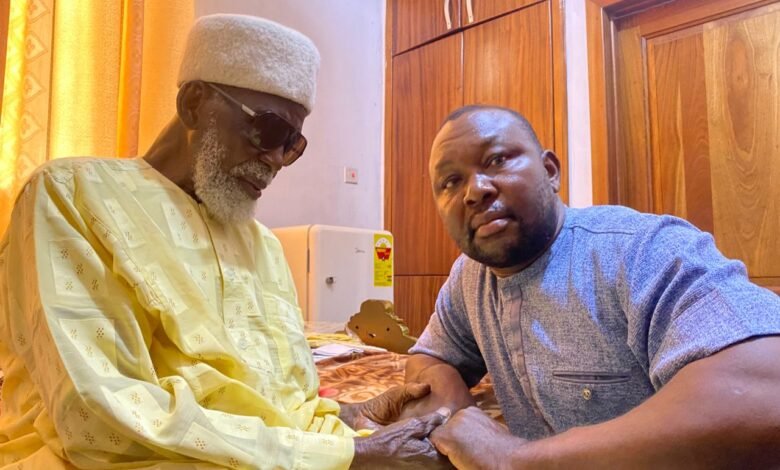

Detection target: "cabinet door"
[392, 0, 461, 54]
[461, 0, 543, 26]
[390, 34, 463, 277]
[464, 1, 554, 148]
[395, 276, 450, 337]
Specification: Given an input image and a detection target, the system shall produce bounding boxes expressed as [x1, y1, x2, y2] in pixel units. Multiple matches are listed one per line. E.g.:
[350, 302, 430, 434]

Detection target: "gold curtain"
[0, 0, 193, 235]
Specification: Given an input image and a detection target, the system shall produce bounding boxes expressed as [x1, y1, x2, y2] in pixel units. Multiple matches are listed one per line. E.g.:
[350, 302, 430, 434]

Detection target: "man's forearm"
[512, 338, 780, 469]
[403, 354, 475, 417]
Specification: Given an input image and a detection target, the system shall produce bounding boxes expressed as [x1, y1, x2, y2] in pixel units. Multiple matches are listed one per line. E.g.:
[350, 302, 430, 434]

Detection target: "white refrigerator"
[271, 225, 394, 324]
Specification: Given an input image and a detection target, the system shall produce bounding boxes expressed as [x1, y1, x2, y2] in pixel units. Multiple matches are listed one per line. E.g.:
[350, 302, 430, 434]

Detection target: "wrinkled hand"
[343, 383, 432, 430]
[430, 406, 526, 470]
[398, 390, 456, 421]
[351, 408, 455, 469]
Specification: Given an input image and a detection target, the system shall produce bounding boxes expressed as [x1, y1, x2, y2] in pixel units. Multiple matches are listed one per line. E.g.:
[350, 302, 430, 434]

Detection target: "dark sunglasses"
[207, 83, 307, 166]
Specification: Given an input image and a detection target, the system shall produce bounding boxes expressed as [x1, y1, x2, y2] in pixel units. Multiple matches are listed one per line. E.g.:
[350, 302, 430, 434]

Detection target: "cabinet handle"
[466, 0, 475, 23]
[444, 0, 453, 29]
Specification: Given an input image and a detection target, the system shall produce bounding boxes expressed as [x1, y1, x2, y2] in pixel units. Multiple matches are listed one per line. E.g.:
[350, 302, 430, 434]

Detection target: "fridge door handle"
[444, 0, 453, 29]
[466, 0, 475, 24]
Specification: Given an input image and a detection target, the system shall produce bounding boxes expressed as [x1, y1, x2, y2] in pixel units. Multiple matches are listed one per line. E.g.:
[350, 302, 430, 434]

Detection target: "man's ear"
[541, 149, 562, 193]
[176, 81, 208, 129]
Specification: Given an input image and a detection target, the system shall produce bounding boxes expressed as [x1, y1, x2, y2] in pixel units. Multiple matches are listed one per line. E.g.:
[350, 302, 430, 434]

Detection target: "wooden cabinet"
[588, 0, 780, 293]
[391, 34, 463, 277]
[392, 0, 461, 54]
[461, 0, 543, 25]
[391, 0, 547, 55]
[464, 2, 554, 149]
[395, 276, 451, 338]
[387, 1, 568, 335]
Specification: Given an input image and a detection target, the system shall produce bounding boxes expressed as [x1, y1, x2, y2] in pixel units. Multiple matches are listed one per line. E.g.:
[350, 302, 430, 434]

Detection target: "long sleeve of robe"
[0, 158, 357, 469]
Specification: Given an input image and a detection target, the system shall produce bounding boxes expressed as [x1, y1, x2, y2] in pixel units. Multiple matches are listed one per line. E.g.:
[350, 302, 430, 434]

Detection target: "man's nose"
[464, 173, 497, 207]
[258, 146, 285, 173]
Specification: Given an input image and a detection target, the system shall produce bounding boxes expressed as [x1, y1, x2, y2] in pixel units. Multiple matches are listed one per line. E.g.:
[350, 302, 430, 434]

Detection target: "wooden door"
[592, 0, 780, 293]
[461, 0, 543, 26]
[390, 34, 463, 334]
[392, 0, 462, 54]
[464, 1, 562, 188]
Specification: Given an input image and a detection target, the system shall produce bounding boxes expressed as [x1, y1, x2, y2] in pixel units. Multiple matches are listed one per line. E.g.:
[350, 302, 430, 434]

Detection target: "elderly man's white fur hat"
[178, 14, 320, 113]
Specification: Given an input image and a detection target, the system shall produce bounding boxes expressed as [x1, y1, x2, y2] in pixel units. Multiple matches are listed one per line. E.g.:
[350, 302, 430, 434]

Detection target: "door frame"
[585, 0, 774, 205]
[585, 0, 673, 205]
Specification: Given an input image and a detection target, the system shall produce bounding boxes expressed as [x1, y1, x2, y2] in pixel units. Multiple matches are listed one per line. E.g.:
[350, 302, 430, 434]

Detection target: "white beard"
[192, 120, 275, 224]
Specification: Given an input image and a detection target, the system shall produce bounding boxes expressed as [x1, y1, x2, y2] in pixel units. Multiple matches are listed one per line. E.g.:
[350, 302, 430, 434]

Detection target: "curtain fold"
[0, 0, 193, 236]
[117, 0, 146, 157]
[0, 0, 52, 234]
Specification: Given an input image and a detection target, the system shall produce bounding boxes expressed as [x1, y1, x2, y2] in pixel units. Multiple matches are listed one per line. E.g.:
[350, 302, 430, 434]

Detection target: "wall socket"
[344, 167, 358, 184]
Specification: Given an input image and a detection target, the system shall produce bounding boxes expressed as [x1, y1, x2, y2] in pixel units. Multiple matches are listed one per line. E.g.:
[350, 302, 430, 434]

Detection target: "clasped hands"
[343, 383, 525, 469]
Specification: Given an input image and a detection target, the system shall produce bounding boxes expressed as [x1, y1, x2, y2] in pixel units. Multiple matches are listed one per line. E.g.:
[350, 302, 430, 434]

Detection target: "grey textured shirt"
[410, 206, 780, 440]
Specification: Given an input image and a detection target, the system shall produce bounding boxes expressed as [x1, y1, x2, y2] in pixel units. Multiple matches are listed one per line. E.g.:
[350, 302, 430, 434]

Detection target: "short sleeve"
[410, 256, 487, 387]
[620, 216, 780, 388]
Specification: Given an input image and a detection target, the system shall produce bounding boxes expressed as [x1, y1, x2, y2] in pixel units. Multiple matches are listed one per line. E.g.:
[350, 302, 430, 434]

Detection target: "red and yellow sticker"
[373, 234, 393, 287]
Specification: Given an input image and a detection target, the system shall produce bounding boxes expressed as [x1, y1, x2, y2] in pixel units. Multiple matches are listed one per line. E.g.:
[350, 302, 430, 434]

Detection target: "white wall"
[564, 0, 593, 207]
[194, 0, 386, 230]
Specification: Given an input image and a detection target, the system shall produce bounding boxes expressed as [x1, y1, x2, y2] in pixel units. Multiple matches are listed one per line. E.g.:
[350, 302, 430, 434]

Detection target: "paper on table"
[311, 343, 387, 363]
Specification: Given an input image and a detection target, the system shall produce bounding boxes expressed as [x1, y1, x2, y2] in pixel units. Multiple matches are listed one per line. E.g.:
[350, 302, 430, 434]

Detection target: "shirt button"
[582, 388, 592, 401]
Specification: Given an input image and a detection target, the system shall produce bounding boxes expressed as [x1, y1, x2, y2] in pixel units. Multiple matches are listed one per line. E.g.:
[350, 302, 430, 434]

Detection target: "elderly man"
[402, 105, 780, 468]
[0, 15, 448, 469]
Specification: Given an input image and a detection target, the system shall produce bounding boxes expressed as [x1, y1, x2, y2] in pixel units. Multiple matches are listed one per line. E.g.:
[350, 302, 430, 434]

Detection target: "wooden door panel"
[461, 0, 543, 26]
[647, 30, 715, 233]
[395, 275, 449, 337]
[630, 0, 769, 37]
[614, 24, 652, 211]
[702, 6, 780, 278]
[464, 2, 554, 152]
[609, 0, 780, 292]
[392, 0, 461, 55]
[391, 35, 463, 276]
